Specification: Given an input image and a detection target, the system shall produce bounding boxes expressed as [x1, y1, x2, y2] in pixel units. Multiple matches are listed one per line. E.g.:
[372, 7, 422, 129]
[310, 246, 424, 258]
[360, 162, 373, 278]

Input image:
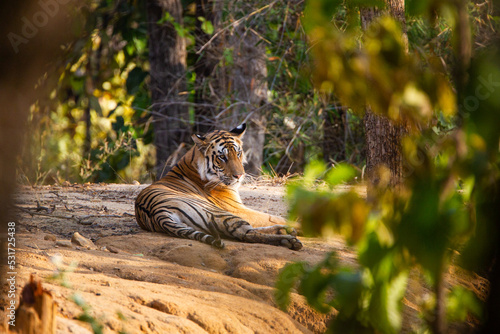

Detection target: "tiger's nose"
[233, 174, 243, 180]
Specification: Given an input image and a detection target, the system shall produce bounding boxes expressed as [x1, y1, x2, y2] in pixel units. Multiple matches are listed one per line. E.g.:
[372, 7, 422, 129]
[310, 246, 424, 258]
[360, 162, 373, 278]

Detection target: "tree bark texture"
[147, 0, 190, 179]
[192, 1, 268, 176]
[363, 108, 404, 186]
[361, 0, 407, 188]
[224, 22, 268, 176]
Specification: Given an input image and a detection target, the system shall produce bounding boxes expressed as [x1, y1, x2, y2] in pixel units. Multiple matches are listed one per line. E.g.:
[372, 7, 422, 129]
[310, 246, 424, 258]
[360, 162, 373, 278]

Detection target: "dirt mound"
[1, 184, 347, 333]
[1, 184, 486, 333]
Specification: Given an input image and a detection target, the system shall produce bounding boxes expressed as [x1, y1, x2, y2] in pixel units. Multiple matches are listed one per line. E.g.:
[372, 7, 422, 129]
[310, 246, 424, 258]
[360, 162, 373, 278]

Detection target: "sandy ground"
[0, 183, 488, 333]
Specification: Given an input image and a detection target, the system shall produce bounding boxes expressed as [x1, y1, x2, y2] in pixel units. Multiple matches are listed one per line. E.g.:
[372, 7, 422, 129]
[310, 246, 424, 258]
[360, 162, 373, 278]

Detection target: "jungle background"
[2, 0, 500, 333]
[16, 0, 498, 185]
[20, 0, 366, 184]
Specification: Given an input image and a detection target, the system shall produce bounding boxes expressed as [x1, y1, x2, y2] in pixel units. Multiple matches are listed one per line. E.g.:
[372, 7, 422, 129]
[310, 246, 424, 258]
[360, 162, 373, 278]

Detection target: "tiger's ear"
[192, 134, 208, 151]
[229, 123, 246, 138]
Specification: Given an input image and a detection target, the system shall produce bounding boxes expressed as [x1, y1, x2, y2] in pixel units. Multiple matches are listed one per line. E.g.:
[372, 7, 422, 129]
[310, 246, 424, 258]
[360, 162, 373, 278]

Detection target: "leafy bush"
[276, 1, 499, 333]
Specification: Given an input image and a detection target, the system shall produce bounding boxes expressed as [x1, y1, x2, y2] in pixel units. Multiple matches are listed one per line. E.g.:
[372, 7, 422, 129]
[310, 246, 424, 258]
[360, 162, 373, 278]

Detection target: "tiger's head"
[192, 123, 247, 188]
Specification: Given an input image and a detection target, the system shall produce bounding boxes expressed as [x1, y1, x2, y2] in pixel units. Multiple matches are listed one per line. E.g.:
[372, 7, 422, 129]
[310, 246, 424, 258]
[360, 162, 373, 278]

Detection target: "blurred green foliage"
[277, 0, 499, 333]
[20, 0, 154, 184]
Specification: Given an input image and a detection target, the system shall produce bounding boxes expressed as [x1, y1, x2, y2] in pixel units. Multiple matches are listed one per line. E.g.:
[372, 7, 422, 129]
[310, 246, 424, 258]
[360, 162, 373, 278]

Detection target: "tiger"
[135, 123, 302, 250]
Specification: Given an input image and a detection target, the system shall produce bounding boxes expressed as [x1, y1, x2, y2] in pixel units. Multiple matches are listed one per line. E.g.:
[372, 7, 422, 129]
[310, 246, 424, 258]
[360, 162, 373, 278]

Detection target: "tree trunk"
[361, 0, 407, 188]
[225, 23, 268, 176]
[363, 108, 404, 186]
[147, 0, 190, 179]
[193, 2, 268, 176]
[13, 276, 56, 334]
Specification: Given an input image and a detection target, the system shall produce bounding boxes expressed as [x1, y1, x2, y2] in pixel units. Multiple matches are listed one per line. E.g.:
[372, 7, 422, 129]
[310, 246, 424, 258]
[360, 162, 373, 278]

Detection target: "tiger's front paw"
[281, 237, 303, 251]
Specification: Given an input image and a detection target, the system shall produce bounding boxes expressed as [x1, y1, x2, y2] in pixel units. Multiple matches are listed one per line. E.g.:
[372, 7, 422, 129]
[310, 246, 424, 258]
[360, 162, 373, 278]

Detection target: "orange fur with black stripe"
[135, 123, 302, 250]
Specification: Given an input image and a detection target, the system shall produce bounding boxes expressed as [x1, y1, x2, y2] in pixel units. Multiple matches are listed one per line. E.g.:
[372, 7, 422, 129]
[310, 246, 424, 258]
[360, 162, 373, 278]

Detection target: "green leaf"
[369, 271, 408, 334]
[198, 17, 214, 35]
[447, 286, 483, 322]
[69, 75, 84, 94]
[325, 163, 356, 186]
[222, 47, 233, 66]
[300, 266, 334, 313]
[133, 36, 147, 54]
[302, 160, 326, 185]
[399, 181, 447, 280]
[385, 272, 408, 332]
[330, 270, 363, 317]
[158, 12, 174, 25]
[275, 262, 307, 310]
[460, 176, 475, 202]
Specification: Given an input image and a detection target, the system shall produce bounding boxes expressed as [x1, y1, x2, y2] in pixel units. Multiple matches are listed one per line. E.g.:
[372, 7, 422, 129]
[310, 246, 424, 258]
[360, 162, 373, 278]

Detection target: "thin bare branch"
[196, 0, 278, 55]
